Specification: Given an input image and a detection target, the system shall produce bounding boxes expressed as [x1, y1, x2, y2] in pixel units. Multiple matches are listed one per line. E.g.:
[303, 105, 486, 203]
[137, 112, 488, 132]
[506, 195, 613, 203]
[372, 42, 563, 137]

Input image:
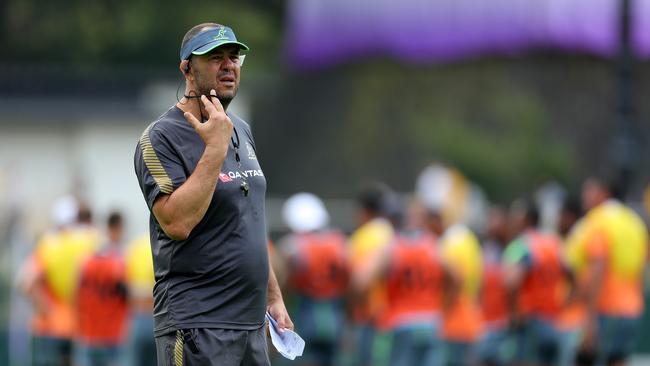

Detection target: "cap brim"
[191, 40, 250, 56]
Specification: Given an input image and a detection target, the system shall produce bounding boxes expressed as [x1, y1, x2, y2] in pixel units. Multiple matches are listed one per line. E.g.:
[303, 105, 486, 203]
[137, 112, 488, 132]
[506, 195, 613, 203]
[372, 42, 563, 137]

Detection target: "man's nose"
[221, 57, 236, 70]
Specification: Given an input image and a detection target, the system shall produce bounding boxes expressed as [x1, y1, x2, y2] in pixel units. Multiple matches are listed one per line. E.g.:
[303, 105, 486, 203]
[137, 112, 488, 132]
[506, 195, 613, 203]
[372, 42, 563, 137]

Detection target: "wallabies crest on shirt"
[246, 142, 257, 160]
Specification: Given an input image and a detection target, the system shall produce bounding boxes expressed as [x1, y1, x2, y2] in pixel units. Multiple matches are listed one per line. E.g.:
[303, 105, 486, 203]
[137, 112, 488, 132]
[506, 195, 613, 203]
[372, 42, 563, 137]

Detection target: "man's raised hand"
[184, 89, 233, 156]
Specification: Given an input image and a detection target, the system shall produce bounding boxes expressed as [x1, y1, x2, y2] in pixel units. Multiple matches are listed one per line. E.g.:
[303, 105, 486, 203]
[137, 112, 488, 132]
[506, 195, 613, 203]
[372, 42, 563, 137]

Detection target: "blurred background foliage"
[253, 54, 625, 202]
[2, 0, 283, 70]
[1, 0, 647, 202]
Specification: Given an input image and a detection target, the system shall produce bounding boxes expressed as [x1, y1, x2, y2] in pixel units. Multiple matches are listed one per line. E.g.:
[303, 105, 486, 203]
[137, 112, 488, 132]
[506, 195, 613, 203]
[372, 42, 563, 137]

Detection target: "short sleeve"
[585, 227, 609, 260]
[242, 123, 257, 149]
[134, 124, 187, 210]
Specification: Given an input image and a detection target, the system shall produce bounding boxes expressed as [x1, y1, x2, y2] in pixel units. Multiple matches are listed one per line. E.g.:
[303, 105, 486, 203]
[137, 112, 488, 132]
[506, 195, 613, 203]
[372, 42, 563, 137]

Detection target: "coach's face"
[190, 44, 242, 104]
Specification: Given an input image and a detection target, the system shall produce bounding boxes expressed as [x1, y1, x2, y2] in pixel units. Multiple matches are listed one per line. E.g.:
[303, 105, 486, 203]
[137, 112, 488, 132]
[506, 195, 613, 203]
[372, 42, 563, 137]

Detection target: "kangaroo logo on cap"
[213, 27, 228, 41]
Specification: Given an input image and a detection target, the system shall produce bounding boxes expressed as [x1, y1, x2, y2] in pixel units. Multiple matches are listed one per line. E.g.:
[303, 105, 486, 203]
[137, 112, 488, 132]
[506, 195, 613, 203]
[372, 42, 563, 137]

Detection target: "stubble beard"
[194, 70, 237, 108]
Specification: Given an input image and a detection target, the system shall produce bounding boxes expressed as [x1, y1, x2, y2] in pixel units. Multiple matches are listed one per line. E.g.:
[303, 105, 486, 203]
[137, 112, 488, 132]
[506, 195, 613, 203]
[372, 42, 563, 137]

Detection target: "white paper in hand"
[266, 312, 305, 360]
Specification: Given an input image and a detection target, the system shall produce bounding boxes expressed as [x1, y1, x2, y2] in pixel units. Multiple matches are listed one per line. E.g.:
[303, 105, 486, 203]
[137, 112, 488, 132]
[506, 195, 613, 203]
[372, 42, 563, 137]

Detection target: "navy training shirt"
[134, 106, 269, 336]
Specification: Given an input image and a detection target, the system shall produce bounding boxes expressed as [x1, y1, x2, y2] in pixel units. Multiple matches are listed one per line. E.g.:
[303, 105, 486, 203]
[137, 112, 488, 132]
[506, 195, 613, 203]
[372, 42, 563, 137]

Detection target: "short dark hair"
[383, 191, 405, 230]
[357, 182, 392, 217]
[77, 203, 92, 224]
[511, 199, 539, 228]
[587, 173, 623, 200]
[523, 201, 540, 228]
[181, 22, 222, 52]
[561, 196, 582, 217]
[107, 211, 123, 229]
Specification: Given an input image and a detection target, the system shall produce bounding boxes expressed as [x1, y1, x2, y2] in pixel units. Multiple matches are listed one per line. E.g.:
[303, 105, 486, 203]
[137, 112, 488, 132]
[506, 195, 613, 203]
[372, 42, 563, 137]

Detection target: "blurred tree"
[3, 0, 283, 71]
[339, 60, 571, 202]
[254, 58, 578, 202]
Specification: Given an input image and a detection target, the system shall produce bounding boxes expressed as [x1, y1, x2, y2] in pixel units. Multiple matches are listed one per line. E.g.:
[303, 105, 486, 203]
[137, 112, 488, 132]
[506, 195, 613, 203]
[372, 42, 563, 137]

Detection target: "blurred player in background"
[348, 183, 394, 366]
[503, 200, 565, 366]
[437, 221, 483, 366]
[125, 233, 156, 366]
[555, 197, 587, 366]
[558, 198, 582, 239]
[277, 193, 349, 366]
[18, 196, 100, 366]
[361, 196, 446, 366]
[578, 177, 648, 366]
[74, 211, 129, 366]
[476, 206, 511, 366]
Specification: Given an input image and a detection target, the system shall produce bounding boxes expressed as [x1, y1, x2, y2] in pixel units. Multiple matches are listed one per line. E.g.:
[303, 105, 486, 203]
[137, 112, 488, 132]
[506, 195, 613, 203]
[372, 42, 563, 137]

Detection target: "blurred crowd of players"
[17, 172, 650, 366]
[17, 196, 156, 366]
[272, 175, 648, 366]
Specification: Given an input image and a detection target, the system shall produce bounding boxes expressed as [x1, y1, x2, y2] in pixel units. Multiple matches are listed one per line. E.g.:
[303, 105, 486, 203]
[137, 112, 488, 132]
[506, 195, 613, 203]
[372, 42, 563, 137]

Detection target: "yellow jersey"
[440, 224, 483, 341]
[36, 226, 100, 303]
[348, 218, 393, 324]
[581, 200, 648, 316]
[31, 226, 99, 337]
[125, 234, 155, 298]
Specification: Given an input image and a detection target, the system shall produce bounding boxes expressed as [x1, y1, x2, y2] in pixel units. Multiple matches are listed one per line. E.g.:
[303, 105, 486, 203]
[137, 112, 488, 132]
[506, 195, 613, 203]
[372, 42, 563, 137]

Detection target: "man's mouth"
[219, 75, 236, 86]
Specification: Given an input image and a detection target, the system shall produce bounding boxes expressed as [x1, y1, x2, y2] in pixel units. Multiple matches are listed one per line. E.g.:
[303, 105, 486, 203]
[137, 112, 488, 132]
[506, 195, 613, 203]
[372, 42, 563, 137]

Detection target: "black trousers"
[155, 327, 270, 366]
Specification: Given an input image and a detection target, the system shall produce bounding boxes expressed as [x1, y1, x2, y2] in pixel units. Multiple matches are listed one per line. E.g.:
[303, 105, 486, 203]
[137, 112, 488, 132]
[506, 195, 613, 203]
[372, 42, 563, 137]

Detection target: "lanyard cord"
[231, 126, 241, 164]
[183, 93, 206, 124]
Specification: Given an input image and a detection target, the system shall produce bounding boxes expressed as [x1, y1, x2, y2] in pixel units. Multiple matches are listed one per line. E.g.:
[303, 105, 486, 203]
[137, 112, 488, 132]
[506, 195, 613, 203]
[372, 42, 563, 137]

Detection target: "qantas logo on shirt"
[219, 169, 264, 183]
[218, 173, 233, 183]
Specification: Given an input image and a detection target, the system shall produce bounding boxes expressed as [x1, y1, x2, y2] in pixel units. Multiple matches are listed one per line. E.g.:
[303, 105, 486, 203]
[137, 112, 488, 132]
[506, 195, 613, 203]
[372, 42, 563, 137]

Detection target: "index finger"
[200, 95, 219, 117]
[183, 111, 201, 130]
[208, 89, 224, 113]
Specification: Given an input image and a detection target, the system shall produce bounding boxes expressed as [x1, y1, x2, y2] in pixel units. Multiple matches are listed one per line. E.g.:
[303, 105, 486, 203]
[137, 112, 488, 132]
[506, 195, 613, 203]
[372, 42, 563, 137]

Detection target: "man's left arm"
[267, 253, 294, 331]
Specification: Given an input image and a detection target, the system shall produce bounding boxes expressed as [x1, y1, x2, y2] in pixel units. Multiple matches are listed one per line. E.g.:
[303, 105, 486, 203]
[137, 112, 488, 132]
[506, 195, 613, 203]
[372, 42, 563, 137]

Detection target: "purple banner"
[287, 0, 650, 69]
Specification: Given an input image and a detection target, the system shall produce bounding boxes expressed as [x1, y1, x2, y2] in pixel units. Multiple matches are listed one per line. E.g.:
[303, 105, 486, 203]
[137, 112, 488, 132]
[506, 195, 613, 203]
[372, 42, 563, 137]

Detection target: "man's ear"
[180, 60, 191, 75]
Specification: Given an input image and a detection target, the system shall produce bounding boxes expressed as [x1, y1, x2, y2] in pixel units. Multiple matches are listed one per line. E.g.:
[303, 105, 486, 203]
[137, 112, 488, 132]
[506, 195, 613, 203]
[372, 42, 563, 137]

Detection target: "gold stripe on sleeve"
[139, 124, 174, 194]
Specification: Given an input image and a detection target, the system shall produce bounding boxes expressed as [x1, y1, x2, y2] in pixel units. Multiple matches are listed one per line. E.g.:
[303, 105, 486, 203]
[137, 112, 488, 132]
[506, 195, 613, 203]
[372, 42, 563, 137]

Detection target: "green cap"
[180, 25, 249, 61]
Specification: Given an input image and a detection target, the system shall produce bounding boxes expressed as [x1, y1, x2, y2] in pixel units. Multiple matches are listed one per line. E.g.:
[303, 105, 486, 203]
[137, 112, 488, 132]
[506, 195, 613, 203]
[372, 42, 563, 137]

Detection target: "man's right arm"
[152, 145, 224, 240]
[151, 92, 233, 240]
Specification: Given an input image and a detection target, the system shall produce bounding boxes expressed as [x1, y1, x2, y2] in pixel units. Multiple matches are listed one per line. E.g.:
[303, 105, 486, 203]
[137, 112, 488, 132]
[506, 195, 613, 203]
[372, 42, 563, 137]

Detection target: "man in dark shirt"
[134, 22, 293, 366]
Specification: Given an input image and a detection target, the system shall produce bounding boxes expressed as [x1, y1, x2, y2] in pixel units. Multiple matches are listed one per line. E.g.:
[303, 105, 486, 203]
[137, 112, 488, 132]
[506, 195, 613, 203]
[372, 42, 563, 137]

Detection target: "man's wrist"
[267, 292, 283, 305]
[203, 144, 227, 159]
